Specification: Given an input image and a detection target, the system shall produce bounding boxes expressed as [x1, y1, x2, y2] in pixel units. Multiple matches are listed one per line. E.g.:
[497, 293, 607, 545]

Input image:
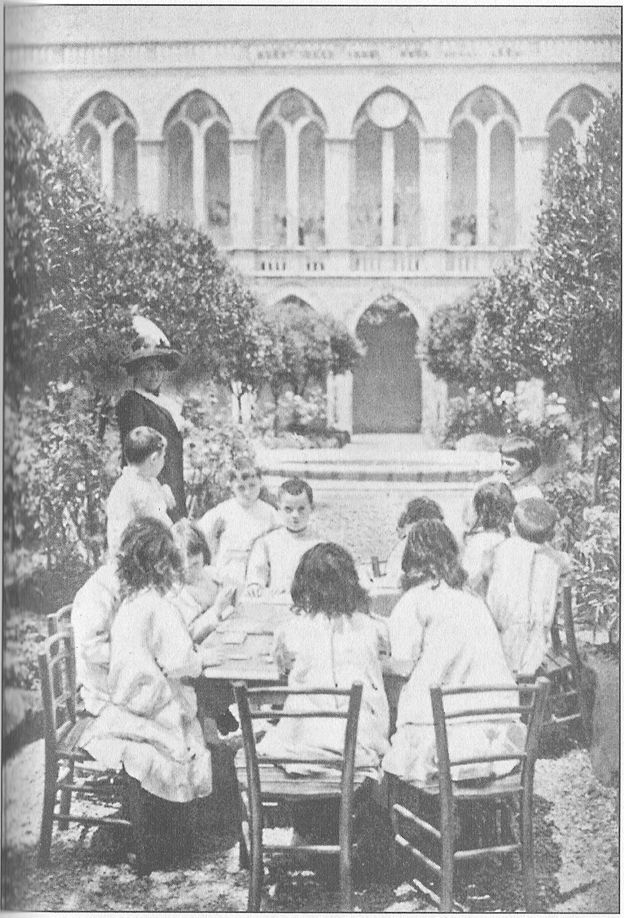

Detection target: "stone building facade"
[6, 6, 620, 434]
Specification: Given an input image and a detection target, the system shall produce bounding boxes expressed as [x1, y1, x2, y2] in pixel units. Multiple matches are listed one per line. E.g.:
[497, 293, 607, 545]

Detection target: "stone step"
[258, 461, 488, 483]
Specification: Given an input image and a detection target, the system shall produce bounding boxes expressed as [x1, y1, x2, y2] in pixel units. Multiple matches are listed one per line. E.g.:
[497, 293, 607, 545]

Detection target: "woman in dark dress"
[117, 328, 186, 521]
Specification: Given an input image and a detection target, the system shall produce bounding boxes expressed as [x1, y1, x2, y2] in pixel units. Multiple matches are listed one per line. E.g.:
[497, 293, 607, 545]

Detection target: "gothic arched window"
[547, 85, 603, 159]
[164, 90, 231, 243]
[449, 87, 518, 246]
[350, 89, 421, 248]
[72, 92, 137, 213]
[6, 92, 45, 127]
[256, 90, 326, 248]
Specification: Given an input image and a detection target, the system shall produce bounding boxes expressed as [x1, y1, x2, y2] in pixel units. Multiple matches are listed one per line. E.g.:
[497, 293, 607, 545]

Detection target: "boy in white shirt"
[197, 460, 279, 587]
[106, 426, 174, 558]
[245, 478, 319, 597]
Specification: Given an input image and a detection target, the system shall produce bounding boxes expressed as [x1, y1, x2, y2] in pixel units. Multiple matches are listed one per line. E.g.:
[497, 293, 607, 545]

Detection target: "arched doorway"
[352, 297, 421, 433]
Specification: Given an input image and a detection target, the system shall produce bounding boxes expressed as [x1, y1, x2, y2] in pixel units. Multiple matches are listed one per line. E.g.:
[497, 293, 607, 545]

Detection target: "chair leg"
[338, 804, 353, 912]
[58, 761, 74, 830]
[439, 806, 455, 913]
[38, 755, 58, 865]
[248, 810, 263, 911]
[520, 788, 537, 912]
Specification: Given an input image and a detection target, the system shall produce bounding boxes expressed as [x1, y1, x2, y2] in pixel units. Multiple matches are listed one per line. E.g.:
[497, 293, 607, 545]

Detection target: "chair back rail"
[38, 630, 78, 745]
[47, 604, 73, 636]
[233, 680, 364, 912]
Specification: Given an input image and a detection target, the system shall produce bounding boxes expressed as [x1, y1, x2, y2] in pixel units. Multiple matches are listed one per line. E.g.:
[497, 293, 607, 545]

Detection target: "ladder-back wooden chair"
[541, 584, 592, 743]
[390, 678, 550, 912]
[38, 629, 131, 865]
[46, 604, 73, 636]
[233, 681, 369, 912]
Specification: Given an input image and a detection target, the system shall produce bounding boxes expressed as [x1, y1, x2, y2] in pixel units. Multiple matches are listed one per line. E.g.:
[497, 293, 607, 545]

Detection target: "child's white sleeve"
[246, 536, 270, 588]
[388, 594, 423, 673]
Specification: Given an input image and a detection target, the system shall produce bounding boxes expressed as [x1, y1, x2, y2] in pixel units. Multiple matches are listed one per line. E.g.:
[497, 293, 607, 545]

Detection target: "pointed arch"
[163, 90, 231, 239]
[255, 89, 326, 247]
[5, 92, 45, 127]
[350, 88, 422, 247]
[71, 91, 137, 211]
[449, 86, 518, 246]
[546, 84, 604, 157]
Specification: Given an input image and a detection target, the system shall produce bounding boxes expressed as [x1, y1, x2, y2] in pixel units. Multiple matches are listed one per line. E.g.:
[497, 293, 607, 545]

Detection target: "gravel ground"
[3, 733, 618, 912]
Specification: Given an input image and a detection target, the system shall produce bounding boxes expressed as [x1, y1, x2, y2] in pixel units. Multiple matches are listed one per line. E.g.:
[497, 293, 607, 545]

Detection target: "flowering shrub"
[575, 502, 620, 642]
[444, 387, 570, 462]
[184, 394, 256, 518]
[4, 384, 117, 575]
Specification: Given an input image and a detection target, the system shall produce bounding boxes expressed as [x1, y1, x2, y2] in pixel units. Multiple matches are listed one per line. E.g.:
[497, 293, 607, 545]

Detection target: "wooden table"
[200, 598, 293, 683]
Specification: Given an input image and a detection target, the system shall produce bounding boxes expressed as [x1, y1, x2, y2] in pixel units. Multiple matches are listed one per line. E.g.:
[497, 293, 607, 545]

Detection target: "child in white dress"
[197, 460, 279, 587]
[383, 519, 525, 785]
[380, 497, 444, 588]
[486, 499, 571, 676]
[245, 478, 320, 597]
[256, 543, 390, 778]
[106, 427, 174, 558]
[462, 480, 515, 598]
[82, 518, 219, 814]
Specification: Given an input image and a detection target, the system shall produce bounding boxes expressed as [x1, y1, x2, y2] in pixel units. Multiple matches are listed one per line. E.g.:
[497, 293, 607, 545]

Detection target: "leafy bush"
[184, 395, 256, 519]
[575, 503, 620, 641]
[444, 388, 570, 462]
[5, 383, 117, 574]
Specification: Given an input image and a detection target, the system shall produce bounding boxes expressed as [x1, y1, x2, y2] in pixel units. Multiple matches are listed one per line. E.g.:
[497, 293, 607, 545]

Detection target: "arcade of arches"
[6, 84, 603, 248]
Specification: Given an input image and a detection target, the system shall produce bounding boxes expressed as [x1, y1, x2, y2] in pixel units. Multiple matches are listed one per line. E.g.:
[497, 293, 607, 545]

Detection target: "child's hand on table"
[201, 646, 224, 668]
[245, 583, 262, 599]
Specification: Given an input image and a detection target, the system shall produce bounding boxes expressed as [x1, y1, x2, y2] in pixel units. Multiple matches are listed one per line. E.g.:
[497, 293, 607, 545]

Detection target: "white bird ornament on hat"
[131, 315, 171, 348]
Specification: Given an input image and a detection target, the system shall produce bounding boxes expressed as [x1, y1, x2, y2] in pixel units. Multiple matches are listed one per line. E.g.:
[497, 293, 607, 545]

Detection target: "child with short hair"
[106, 426, 175, 558]
[81, 517, 220, 871]
[486, 498, 571, 677]
[245, 477, 319, 597]
[380, 497, 444, 587]
[256, 543, 390, 778]
[462, 435, 543, 535]
[383, 519, 524, 785]
[197, 460, 280, 587]
[462, 481, 515, 598]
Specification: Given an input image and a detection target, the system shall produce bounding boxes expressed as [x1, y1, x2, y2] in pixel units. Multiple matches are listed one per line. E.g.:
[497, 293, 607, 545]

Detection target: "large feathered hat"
[122, 316, 182, 371]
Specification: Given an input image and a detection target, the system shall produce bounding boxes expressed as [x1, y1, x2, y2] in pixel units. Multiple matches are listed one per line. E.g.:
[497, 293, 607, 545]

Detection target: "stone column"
[192, 126, 206, 229]
[476, 129, 490, 246]
[230, 137, 256, 248]
[381, 130, 395, 247]
[420, 136, 450, 247]
[136, 139, 163, 214]
[333, 372, 353, 434]
[518, 134, 548, 245]
[325, 137, 351, 258]
[418, 347, 447, 439]
[285, 127, 299, 247]
[100, 127, 115, 201]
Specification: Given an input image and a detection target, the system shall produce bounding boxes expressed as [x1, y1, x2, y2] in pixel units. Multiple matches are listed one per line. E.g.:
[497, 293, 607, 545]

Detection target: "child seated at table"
[245, 477, 319, 597]
[462, 481, 515, 598]
[486, 498, 571, 677]
[383, 518, 524, 785]
[197, 460, 279, 588]
[462, 436, 543, 535]
[256, 543, 390, 778]
[106, 426, 175, 558]
[378, 497, 444, 588]
[171, 520, 235, 642]
[81, 517, 221, 871]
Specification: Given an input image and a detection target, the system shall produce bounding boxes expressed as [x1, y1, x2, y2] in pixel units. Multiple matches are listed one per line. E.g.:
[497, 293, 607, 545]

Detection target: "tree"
[4, 113, 131, 405]
[261, 301, 361, 399]
[427, 92, 621, 434]
[5, 115, 268, 421]
[532, 91, 621, 423]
